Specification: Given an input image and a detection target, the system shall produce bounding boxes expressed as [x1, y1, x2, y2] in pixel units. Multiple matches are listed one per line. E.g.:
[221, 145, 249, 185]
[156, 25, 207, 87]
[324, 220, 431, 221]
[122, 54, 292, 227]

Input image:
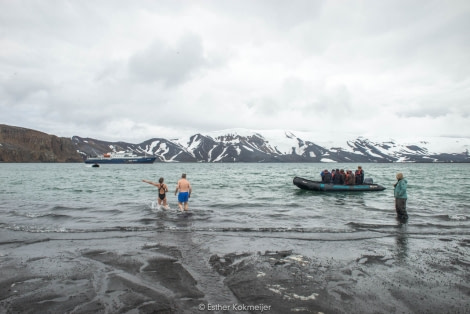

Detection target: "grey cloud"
[209, 0, 325, 29]
[245, 78, 353, 118]
[310, 87, 352, 115]
[398, 96, 470, 119]
[128, 33, 206, 87]
[247, 97, 281, 116]
[398, 107, 450, 119]
[1, 0, 469, 142]
[0, 1, 105, 47]
[1, 75, 51, 104]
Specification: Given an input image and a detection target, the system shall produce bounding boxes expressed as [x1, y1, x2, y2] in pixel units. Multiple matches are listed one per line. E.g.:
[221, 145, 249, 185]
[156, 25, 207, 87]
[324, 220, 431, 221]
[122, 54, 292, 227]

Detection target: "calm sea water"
[1, 163, 469, 239]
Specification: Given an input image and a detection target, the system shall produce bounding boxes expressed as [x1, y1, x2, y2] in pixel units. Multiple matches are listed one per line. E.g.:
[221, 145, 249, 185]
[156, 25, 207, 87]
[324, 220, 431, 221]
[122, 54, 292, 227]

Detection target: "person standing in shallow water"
[142, 177, 170, 210]
[394, 172, 408, 220]
[175, 173, 192, 211]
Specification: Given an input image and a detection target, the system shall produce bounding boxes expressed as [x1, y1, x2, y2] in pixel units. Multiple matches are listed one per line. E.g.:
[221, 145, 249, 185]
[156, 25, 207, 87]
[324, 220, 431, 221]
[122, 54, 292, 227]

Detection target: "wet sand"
[0, 228, 469, 313]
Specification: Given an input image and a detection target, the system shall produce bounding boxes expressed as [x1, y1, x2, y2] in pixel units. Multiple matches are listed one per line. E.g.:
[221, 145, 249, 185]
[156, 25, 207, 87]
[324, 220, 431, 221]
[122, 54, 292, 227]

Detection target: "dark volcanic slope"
[0, 125, 82, 162]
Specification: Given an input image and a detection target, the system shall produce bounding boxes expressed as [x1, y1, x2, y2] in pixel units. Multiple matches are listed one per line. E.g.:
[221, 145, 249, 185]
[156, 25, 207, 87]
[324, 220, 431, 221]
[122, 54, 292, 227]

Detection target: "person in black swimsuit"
[142, 177, 170, 210]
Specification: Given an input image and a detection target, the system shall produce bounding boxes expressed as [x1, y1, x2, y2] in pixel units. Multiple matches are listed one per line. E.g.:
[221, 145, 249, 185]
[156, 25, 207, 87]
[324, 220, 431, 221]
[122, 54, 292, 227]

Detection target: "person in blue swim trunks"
[175, 173, 192, 211]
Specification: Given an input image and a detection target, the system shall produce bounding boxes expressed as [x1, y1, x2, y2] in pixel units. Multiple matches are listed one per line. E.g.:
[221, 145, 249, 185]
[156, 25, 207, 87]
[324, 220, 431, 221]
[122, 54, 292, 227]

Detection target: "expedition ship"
[85, 151, 156, 164]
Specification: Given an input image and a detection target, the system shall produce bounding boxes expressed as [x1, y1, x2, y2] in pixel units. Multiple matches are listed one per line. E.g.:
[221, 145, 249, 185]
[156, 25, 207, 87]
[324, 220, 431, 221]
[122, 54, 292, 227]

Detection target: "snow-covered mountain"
[73, 129, 470, 163]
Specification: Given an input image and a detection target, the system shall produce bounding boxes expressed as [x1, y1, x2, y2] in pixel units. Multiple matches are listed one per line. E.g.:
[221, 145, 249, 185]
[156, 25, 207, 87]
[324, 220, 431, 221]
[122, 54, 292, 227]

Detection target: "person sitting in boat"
[333, 168, 342, 184]
[345, 170, 355, 185]
[339, 169, 346, 184]
[350, 171, 356, 185]
[355, 166, 364, 184]
[322, 169, 332, 183]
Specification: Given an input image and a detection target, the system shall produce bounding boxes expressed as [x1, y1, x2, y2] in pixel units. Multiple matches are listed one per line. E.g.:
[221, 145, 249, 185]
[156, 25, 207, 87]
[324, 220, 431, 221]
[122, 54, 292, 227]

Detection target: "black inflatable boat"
[293, 176, 386, 192]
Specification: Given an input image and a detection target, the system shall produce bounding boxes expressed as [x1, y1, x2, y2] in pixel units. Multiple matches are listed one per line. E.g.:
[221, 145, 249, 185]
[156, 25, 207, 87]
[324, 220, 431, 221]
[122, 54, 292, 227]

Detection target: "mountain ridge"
[1, 124, 468, 162]
[73, 128, 470, 163]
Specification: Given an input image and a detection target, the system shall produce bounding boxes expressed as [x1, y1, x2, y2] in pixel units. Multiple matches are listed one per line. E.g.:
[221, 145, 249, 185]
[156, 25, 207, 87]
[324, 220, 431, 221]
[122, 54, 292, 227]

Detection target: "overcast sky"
[1, 0, 469, 143]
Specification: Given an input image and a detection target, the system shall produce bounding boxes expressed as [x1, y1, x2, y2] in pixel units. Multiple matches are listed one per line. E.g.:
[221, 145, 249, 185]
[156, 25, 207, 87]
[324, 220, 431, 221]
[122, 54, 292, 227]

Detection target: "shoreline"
[1, 229, 469, 313]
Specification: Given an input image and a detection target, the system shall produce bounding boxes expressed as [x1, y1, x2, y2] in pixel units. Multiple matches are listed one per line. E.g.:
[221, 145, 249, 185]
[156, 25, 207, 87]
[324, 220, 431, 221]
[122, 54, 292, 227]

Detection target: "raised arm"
[142, 179, 158, 187]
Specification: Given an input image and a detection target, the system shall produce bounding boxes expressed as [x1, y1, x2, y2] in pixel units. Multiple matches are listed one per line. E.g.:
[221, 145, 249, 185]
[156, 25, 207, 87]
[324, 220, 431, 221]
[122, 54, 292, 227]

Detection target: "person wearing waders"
[394, 172, 408, 220]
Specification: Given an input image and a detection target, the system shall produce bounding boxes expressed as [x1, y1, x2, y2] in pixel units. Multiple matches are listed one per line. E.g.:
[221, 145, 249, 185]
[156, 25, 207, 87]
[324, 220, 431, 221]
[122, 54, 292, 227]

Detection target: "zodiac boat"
[293, 176, 386, 192]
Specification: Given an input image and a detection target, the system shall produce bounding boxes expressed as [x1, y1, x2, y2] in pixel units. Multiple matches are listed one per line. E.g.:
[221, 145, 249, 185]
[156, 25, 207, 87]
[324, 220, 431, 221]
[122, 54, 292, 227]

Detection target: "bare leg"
[178, 202, 183, 211]
[163, 198, 169, 210]
[184, 202, 189, 211]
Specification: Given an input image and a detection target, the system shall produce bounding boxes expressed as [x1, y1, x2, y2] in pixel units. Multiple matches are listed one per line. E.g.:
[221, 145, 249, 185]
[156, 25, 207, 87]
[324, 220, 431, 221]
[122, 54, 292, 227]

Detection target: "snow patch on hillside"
[170, 128, 469, 159]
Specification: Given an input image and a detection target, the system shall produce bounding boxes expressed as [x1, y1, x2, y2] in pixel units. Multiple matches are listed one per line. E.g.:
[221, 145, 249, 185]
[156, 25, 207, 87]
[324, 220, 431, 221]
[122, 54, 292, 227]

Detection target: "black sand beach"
[1, 228, 469, 314]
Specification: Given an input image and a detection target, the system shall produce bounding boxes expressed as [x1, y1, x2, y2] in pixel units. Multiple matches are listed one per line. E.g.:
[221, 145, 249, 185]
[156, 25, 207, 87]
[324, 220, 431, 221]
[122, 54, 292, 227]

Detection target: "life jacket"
[323, 172, 332, 183]
[355, 170, 363, 184]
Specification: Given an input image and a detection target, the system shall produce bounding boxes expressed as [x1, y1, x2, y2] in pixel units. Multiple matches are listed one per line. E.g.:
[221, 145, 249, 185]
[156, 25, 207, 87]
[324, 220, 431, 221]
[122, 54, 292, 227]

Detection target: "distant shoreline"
[2, 124, 469, 163]
[1, 161, 470, 163]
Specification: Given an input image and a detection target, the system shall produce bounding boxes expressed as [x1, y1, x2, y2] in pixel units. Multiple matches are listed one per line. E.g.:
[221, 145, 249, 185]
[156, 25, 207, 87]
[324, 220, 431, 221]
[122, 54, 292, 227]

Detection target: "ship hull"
[85, 157, 156, 164]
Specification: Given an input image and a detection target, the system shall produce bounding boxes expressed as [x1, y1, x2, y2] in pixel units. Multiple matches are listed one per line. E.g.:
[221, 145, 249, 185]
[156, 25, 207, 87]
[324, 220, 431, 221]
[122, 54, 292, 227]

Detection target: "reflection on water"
[395, 223, 409, 263]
